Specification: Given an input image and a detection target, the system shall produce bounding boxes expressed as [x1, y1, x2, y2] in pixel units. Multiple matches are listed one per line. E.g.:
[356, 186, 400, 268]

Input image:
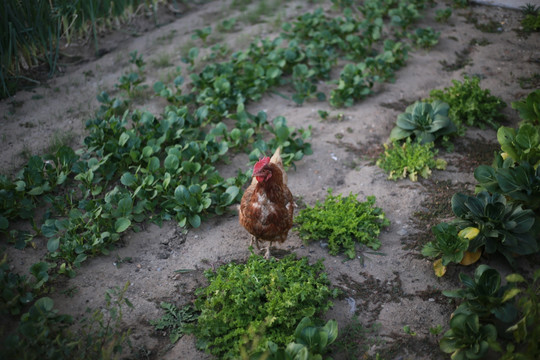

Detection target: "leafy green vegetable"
[250, 317, 338, 360]
[443, 265, 518, 323]
[451, 191, 538, 266]
[409, 27, 440, 49]
[502, 269, 540, 360]
[389, 100, 456, 144]
[439, 312, 498, 360]
[189, 254, 338, 359]
[429, 76, 506, 132]
[497, 124, 540, 168]
[295, 189, 390, 259]
[151, 302, 198, 343]
[421, 223, 468, 266]
[511, 89, 540, 126]
[435, 8, 452, 23]
[376, 137, 447, 181]
[474, 161, 540, 210]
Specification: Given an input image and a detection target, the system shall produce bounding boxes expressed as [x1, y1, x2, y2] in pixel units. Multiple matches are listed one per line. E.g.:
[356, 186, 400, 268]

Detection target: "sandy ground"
[1, 1, 539, 359]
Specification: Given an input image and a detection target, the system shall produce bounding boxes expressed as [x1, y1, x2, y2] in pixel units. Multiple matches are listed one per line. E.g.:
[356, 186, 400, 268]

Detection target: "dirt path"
[1, 1, 539, 359]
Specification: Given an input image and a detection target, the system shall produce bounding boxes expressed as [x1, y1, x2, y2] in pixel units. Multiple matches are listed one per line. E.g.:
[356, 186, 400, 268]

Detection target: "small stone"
[397, 228, 408, 236]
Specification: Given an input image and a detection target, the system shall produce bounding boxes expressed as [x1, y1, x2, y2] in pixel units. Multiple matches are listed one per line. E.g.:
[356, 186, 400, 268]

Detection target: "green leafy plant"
[151, 302, 198, 343]
[475, 160, 540, 210]
[247, 317, 338, 360]
[409, 27, 440, 49]
[451, 191, 538, 266]
[295, 189, 390, 259]
[435, 8, 452, 23]
[520, 5, 540, 33]
[192, 26, 212, 44]
[496, 124, 540, 167]
[429, 76, 506, 131]
[389, 100, 456, 144]
[421, 223, 469, 274]
[439, 312, 498, 360]
[376, 137, 447, 181]
[189, 254, 338, 359]
[511, 89, 540, 126]
[443, 265, 518, 323]
[501, 269, 540, 360]
[2, 282, 132, 359]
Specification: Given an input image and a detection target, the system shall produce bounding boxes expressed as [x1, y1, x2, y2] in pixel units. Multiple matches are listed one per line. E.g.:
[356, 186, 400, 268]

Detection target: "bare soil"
[1, 1, 539, 359]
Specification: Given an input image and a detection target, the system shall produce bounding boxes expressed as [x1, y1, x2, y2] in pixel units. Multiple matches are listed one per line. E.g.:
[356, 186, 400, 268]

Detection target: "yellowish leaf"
[433, 258, 446, 277]
[460, 250, 482, 265]
[459, 227, 479, 240]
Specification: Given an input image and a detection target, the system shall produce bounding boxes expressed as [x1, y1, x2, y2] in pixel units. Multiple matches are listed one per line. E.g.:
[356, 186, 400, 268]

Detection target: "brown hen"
[239, 148, 294, 259]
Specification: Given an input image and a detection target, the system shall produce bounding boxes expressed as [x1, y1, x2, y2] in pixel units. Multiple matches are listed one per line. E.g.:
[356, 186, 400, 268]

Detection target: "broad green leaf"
[47, 237, 60, 252]
[119, 132, 130, 146]
[34, 297, 54, 312]
[117, 196, 133, 217]
[28, 186, 44, 196]
[164, 154, 180, 171]
[188, 214, 201, 228]
[115, 217, 131, 233]
[121, 172, 137, 186]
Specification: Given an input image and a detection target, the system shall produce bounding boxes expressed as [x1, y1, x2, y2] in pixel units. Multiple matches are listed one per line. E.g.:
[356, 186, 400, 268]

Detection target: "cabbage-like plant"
[389, 100, 456, 144]
[443, 265, 518, 323]
[511, 89, 540, 126]
[451, 191, 538, 266]
[253, 317, 338, 360]
[474, 160, 540, 210]
[422, 222, 468, 266]
[439, 312, 498, 360]
[497, 124, 540, 167]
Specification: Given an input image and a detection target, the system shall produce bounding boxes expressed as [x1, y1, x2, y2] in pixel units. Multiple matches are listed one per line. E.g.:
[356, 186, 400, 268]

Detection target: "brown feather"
[240, 155, 293, 247]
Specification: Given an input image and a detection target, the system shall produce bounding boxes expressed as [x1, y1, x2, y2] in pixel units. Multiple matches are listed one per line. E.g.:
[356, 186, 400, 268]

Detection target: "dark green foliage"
[439, 312, 497, 360]
[190, 254, 338, 359]
[409, 27, 440, 48]
[435, 8, 452, 23]
[475, 160, 540, 210]
[429, 76, 506, 132]
[443, 265, 518, 323]
[295, 189, 390, 259]
[376, 137, 447, 181]
[451, 191, 538, 266]
[1, 0, 151, 98]
[151, 302, 198, 343]
[521, 13, 540, 33]
[421, 223, 468, 266]
[2, 282, 133, 359]
[511, 89, 540, 126]
[389, 100, 456, 143]
[502, 269, 540, 360]
[497, 124, 540, 167]
[249, 317, 338, 359]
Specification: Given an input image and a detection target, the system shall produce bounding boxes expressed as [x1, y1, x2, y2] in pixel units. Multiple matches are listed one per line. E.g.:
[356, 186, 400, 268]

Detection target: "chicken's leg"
[264, 242, 272, 259]
[250, 235, 261, 250]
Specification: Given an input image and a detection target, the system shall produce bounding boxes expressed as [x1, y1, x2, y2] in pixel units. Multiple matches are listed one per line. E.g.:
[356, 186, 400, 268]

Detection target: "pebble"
[397, 228, 408, 236]
[346, 297, 357, 313]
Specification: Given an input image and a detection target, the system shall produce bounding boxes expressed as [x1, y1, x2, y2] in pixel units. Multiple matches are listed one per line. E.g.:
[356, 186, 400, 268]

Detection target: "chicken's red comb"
[253, 156, 270, 173]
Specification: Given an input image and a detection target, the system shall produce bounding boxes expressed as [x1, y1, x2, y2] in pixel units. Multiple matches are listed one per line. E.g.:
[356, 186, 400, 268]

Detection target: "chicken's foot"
[250, 235, 261, 250]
